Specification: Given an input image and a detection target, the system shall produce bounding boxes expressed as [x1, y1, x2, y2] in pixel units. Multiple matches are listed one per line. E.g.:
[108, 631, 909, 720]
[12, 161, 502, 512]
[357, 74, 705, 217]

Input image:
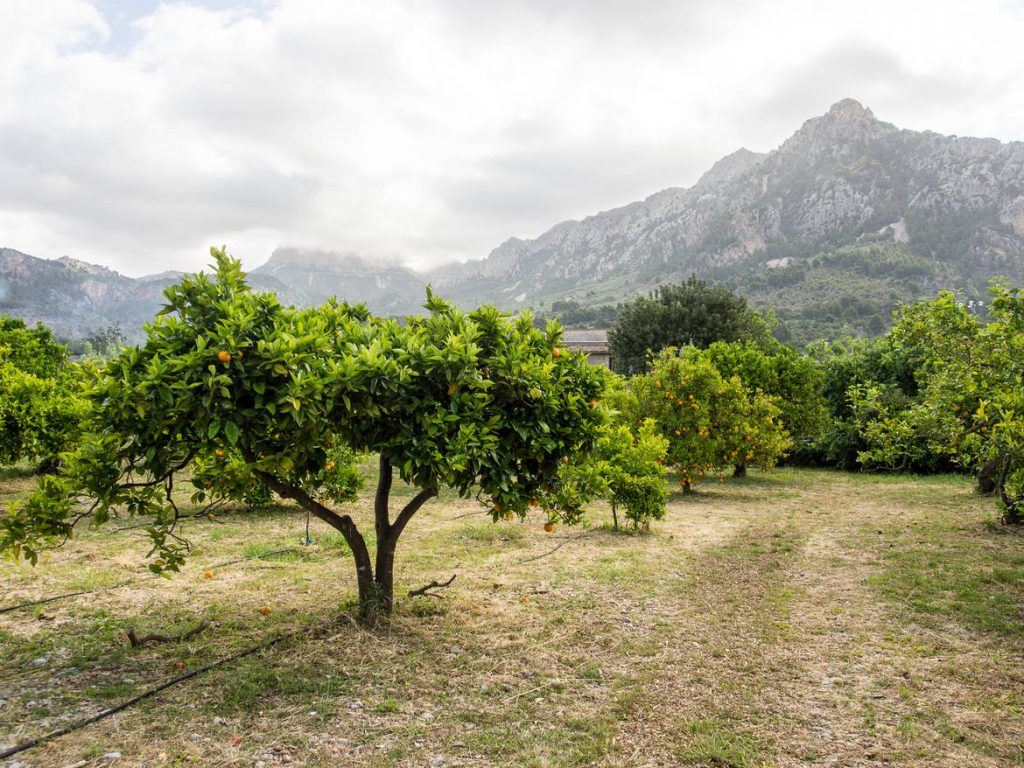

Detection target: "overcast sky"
[2, 0, 1024, 276]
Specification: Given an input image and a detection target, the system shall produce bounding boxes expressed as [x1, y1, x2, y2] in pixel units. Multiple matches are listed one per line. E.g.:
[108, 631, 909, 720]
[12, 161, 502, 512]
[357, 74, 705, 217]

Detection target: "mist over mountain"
[3, 100, 1024, 343]
[252, 248, 428, 316]
[431, 99, 1024, 340]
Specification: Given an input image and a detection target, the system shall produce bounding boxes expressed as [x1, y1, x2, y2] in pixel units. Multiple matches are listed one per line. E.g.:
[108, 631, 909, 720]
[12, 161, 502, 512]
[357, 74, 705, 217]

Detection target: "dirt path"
[597, 477, 1024, 767]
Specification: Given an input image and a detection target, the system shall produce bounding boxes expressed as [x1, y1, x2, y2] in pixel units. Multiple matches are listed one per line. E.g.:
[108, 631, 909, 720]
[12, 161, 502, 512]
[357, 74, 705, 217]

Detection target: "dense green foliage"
[704, 341, 827, 442]
[860, 286, 1024, 522]
[626, 347, 790, 489]
[544, 415, 669, 531]
[0, 317, 85, 469]
[540, 299, 619, 330]
[719, 242, 977, 345]
[790, 332, 955, 472]
[608, 277, 772, 374]
[0, 249, 607, 617]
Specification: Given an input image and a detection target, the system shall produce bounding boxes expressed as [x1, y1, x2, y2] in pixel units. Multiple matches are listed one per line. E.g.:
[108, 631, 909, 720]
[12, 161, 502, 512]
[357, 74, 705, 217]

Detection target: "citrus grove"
[1, 249, 609, 619]
[1, 255, 1023, 627]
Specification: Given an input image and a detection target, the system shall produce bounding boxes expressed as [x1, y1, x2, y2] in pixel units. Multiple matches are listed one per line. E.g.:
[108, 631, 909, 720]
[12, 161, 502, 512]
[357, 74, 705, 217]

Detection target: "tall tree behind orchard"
[608, 277, 774, 375]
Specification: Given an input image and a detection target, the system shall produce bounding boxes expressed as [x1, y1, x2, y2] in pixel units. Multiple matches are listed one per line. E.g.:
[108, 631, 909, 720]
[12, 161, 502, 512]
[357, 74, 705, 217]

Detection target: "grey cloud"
[436, 130, 722, 247]
[748, 41, 981, 140]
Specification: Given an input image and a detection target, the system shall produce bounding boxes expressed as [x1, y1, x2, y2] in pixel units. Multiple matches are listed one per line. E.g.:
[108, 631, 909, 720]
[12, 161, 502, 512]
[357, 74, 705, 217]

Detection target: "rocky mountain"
[0, 246, 425, 342]
[252, 248, 427, 316]
[432, 99, 1024, 340]
[4, 99, 1024, 343]
[0, 248, 176, 341]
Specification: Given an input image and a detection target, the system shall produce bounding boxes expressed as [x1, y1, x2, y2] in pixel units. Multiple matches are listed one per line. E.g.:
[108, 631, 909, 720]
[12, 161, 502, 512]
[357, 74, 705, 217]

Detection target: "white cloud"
[1, 0, 1023, 275]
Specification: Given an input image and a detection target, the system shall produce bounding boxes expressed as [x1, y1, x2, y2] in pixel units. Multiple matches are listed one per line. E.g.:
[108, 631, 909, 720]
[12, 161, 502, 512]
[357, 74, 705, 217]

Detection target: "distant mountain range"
[4, 99, 1024, 343]
[0, 247, 428, 341]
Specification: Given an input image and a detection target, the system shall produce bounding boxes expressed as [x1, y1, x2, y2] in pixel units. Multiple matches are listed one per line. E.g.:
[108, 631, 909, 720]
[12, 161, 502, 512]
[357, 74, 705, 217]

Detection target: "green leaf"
[225, 421, 239, 446]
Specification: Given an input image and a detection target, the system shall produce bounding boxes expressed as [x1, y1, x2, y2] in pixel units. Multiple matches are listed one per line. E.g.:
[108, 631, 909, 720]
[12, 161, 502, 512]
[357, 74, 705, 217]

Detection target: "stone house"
[562, 329, 612, 368]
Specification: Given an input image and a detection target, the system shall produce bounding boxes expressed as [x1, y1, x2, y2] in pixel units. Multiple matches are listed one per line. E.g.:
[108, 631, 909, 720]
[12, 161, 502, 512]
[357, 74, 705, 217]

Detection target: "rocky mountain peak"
[693, 147, 767, 191]
[57, 255, 120, 277]
[827, 98, 875, 121]
[778, 98, 896, 159]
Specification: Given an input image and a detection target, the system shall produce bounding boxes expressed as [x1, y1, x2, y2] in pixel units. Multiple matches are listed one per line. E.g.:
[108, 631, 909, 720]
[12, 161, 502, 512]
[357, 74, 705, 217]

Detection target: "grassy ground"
[1, 465, 1022, 767]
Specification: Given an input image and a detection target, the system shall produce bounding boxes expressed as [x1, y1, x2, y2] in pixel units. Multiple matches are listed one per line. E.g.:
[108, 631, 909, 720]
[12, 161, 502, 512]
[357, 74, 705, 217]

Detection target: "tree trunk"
[257, 456, 436, 621]
[611, 502, 619, 531]
[996, 454, 1023, 526]
[366, 457, 437, 619]
[976, 457, 1000, 495]
[733, 463, 747, 478]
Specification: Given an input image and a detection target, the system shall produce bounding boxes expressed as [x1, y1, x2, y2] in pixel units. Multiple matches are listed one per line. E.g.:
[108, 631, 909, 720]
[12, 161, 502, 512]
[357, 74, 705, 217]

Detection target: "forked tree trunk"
[733, 463, 747, 478]
[256, 455, 436, 620]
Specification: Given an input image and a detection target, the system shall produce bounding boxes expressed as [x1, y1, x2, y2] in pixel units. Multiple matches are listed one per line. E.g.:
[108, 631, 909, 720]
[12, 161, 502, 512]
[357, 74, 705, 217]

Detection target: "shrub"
[628, 347, 790, 490]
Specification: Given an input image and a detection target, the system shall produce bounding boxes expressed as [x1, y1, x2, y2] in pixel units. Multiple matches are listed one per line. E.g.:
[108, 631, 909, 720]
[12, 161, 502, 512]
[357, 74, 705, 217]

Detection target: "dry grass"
[1, 466, 1022, 767]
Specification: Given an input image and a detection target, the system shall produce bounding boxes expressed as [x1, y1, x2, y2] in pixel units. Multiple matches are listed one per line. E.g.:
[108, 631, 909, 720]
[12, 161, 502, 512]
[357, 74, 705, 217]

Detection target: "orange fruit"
[215, 448, 225, 457]
[326, 461, 335, 471]
[261, 606, 271, 616]
[543, 522, 554, 533]
[529, 498, 539, 508]
[552, 347, 561, 358]
[204, 571, 213, 579]
[217, 350, 231, 363]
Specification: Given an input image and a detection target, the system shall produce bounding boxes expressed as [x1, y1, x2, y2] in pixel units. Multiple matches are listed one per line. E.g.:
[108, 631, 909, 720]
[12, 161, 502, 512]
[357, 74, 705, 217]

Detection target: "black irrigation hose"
[0, 629, 299, 760]
[0, 547, 299, 616]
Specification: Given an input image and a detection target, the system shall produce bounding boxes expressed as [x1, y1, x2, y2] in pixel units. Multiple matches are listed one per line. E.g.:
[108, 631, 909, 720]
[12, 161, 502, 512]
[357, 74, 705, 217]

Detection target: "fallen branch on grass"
[408, 574, 456, 598]
[125, 621, 210, 648]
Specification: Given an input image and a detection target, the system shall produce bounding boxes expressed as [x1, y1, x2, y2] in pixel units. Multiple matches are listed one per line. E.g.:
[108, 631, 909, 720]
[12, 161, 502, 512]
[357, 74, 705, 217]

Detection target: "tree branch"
[251, 468, 372, 573]
[389, 486, 437, 542]
[125, 621, 210, 648]
[408, 574, 456, 598]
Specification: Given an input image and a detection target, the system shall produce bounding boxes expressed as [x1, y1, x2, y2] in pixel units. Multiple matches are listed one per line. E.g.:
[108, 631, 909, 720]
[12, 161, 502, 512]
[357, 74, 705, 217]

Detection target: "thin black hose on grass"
[0, 623, 310, 760]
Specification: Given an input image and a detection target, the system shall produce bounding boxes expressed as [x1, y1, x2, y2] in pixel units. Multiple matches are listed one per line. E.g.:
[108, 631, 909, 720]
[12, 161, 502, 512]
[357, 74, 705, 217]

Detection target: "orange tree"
[541, 417, 668, 531]
[704, 341, 824, 475]
[628, 347, 788, 490]
[876, 285, 1024, 522]
[0, 249, 605, 618]
[0, 317, 86, 470]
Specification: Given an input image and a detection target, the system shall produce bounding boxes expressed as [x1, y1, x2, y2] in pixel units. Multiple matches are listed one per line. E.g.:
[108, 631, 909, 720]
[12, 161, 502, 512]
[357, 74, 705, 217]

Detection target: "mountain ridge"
[4, 99, 1024, 343]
